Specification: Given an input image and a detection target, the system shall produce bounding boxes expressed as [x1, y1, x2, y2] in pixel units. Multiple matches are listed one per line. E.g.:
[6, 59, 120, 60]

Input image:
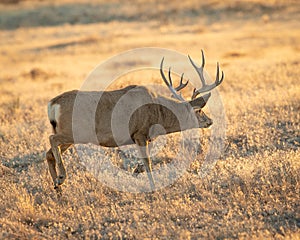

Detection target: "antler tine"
[216, 62, 225, 86]
[160, 58, 172, 88]
[190, 50, 224, 99]
[188, 54, 206, 88]
[168, 67, 173, 86]
[175, 73, 189, 91]
[201, 49, 205, 67]
[192, 88, 198, 99]
[160, 58, 185, 101]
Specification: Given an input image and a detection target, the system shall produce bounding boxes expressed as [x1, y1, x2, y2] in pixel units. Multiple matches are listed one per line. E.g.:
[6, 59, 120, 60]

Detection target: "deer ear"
[188, 93, 211, 109]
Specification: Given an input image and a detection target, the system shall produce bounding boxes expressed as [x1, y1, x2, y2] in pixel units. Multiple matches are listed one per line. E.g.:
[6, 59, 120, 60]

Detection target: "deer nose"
[207, 119, 213, 127]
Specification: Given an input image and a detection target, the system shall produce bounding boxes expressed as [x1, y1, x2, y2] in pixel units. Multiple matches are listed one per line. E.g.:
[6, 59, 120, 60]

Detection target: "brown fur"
[46, 85, 212, 191]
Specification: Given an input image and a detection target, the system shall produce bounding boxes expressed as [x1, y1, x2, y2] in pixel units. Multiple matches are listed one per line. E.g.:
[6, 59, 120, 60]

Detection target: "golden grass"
[0, 0, 299, 238]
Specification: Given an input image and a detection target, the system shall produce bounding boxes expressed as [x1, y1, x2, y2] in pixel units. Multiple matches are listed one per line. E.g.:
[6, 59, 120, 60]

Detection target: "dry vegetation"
[0, 0, 299, 239]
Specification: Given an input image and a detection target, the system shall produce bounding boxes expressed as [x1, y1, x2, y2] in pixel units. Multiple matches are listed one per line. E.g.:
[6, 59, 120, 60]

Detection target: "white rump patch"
[47, 102, 60, 123]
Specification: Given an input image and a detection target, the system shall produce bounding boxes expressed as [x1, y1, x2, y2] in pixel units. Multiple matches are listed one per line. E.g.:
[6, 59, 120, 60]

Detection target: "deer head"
[160, 50, 224, 128]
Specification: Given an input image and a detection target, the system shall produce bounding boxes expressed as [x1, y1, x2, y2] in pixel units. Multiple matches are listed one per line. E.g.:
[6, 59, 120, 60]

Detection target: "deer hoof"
[132, 164, 145, 176]
[55, 175, 65, 186]
[53, 185, 62, 199]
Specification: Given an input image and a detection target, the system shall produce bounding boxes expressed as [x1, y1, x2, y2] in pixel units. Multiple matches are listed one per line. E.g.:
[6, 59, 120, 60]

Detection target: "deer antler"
[188, 50, 224, 99]
[160, 57, 189, 101]
[160, 50, 224, 101]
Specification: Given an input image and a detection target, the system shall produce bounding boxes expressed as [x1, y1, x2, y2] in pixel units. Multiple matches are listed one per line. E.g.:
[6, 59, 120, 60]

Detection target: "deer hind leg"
[46, 149, 58, 186]
[134, 135, 155, 191]
[49, 134, 73, 188]
[46, 144, 72, 191]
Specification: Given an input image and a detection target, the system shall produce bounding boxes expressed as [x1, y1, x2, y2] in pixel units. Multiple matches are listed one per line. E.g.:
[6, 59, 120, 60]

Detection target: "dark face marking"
[195, 109, 213, 128]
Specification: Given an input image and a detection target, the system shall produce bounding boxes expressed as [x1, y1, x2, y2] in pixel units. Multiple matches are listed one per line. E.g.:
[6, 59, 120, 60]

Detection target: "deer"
[46, 50, 224, 193]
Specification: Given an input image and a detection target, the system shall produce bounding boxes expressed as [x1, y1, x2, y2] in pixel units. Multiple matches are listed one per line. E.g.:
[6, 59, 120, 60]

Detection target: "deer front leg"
[134, 135, 155, 191]
[49, 135, 72, 188]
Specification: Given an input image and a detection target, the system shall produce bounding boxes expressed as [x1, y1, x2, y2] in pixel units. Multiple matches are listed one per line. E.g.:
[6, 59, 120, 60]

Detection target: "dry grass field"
[0, 0, 300, 239]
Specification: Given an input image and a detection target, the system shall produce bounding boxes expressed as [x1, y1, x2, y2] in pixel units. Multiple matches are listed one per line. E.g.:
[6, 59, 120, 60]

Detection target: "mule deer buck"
[46, 50, 224, 193]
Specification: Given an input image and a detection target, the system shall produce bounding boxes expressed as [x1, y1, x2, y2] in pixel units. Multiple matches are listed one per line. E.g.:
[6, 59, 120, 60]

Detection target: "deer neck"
[157, 98, 196, 134]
